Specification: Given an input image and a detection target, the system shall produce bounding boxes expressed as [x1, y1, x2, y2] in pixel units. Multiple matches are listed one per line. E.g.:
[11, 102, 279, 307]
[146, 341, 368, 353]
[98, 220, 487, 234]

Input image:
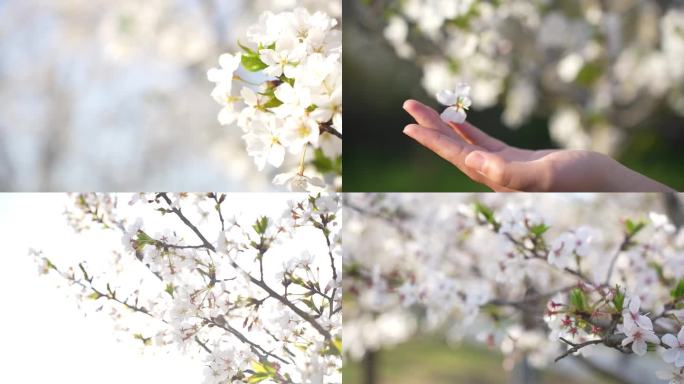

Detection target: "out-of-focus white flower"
[662, 327, 684, 367]
[273, 171, 325, 192]
[657, 368, 684, 384]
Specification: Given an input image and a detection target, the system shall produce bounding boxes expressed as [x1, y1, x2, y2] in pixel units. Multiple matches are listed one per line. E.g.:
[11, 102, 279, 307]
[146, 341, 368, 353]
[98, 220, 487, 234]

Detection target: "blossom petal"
[632, 340, 647, 356]
[663, 347, 679, 363]
[664, 334, 680, 348]
[436, 90, 457, 106]
[676, 350, 684, 368]
[440, 106, 466, 124]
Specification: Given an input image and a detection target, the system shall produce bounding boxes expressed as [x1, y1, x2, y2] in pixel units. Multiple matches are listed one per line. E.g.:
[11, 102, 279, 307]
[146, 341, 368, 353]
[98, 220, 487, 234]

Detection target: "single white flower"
[242, 118, 286, 171]
[281, 116, 320, 150]
[207, 53, 242, 92]
[662, 327, 684, 367]
[621, 320, 659, 355]
[259, 36, 307, 78]
[436, 83, 472, 124]
[273, 171, 325, 192]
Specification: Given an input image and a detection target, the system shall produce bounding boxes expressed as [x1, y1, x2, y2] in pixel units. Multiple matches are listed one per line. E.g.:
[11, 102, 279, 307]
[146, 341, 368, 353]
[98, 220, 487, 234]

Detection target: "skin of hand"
[402, 100, 675, 192]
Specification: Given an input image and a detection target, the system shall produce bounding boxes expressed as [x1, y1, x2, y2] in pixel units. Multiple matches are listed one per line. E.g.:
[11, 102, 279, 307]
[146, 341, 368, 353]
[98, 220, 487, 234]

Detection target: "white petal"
[676, 350, 684, 368]
[638, 315, 653, 330]
[632, 340, 647, 356]
[219, 53, 241, 71]
[436, 90, 457, 106]
[455, 83, 471, 96]
[274, 83, 296, 104]
[218, 107, 236, 126]
[663, 348, 679, 363]
[207, 68, 224, 83]
[629, 296, 641, 313]
[268, 145, 285, 168]
[664, 334, 680, 348]
[240, 87, 257, 106]
[272, 172, 294, 186]
[440, 107, 466, 124]
[677, 327, 684, 344]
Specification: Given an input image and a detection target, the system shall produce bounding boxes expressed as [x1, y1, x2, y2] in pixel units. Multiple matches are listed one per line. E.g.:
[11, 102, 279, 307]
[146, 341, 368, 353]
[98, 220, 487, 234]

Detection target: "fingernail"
[465, 152, 486, 171]
[403, 125, 413, 135]
[402, 100, 411, 111]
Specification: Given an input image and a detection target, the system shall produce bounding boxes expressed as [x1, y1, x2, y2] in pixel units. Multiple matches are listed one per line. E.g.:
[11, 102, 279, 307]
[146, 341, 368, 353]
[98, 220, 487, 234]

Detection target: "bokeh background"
[343, 0, 684, 191]
[0, 0, 340, 191]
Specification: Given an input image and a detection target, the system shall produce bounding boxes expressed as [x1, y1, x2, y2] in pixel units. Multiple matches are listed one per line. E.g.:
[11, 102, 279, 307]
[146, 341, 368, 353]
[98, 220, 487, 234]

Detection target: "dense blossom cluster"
[208, 8, 342, 192]
[344, 193, 684, 382]
[33, 193, 342, 383]
[377, 0, 684, 153]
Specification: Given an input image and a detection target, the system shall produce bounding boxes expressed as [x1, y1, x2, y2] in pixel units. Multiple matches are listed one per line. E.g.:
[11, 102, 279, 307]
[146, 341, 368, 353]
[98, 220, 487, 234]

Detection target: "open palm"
[402, 100, 673, 192]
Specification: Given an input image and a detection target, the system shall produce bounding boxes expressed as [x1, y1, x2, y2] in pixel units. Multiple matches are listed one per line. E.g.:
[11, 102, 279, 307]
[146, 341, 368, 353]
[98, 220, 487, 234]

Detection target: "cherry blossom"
[662, 327, 684, 367]
[208, 8, 342, 192]
[620, 316, 659, 356]
[436, 83, 472, 124]
[33, 192, 342, 384]
[344, 193, 684, 382]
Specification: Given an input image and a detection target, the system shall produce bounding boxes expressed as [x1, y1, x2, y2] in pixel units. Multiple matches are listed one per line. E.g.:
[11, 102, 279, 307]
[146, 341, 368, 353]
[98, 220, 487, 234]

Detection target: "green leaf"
[474, 202, 496, 227]
[311, 148, 342, 175]
[248, 361, 276, 383]
[241, 53, 268, 72]
[237, 41, 256, 55]
[165, 283, 175, 297]
[625, 219, 646, 237]
[612, 286, 625, 311]
[672, 279, 684, 299]
[323, 337, 343, 356]
[262, 96, 283, 109]
[569, 288, 588, 312]
[252, 216, 269, 235]
[530, 223, 550, 237]
[576, 61, 604, 86]
[87, 292, 102, 300]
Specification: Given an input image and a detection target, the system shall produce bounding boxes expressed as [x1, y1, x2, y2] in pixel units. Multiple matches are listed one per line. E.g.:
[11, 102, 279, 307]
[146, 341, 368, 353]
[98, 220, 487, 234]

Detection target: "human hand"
[402, 100, 674, 192]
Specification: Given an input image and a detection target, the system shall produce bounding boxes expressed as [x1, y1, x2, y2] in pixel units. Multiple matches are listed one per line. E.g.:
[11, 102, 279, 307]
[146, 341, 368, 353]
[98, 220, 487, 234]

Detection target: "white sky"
[0, 193, 311, 384]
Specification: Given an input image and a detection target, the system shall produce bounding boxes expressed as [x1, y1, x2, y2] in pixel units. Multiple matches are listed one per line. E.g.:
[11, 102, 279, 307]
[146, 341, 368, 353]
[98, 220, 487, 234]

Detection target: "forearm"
[602, 157, 675, 192]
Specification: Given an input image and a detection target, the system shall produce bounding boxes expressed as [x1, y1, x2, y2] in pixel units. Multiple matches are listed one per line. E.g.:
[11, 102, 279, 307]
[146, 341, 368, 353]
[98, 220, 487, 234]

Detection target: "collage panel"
[0, 1, 341, 192]
[343, 193, 684, 384]
[0, 193, 341, 383]
[344, 0, 684, 192]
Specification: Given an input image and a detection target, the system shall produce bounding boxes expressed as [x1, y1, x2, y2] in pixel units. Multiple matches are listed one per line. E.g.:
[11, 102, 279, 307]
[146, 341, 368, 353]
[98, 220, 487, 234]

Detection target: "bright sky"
[0, 193, 310, 383]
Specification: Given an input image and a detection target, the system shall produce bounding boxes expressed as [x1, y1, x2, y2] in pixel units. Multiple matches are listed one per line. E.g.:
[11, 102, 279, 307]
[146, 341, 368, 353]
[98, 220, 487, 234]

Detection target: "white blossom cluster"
[378, 0, 684, 154]
[33, 193, 342, 384]
[344, 193, 684, 382]
[208, 8, 342, 192]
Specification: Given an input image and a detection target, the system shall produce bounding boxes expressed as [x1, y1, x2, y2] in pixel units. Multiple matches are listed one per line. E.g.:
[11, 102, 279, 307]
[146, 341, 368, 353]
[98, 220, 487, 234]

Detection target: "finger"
[448, 121, 507, 151]
[403, 99, 460, 139]
[404, 124, 517, 191]
[464, 151, 550, 191]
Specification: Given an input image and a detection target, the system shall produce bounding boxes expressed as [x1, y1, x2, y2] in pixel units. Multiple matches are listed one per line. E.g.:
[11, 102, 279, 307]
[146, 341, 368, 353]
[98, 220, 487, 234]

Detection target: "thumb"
[464, 151, 548, 191]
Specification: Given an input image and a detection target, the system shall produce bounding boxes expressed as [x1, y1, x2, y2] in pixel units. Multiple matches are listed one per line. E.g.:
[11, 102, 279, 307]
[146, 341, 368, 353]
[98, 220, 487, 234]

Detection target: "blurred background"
[0, 0, 339, 191]
[344, 0, 684, 191]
